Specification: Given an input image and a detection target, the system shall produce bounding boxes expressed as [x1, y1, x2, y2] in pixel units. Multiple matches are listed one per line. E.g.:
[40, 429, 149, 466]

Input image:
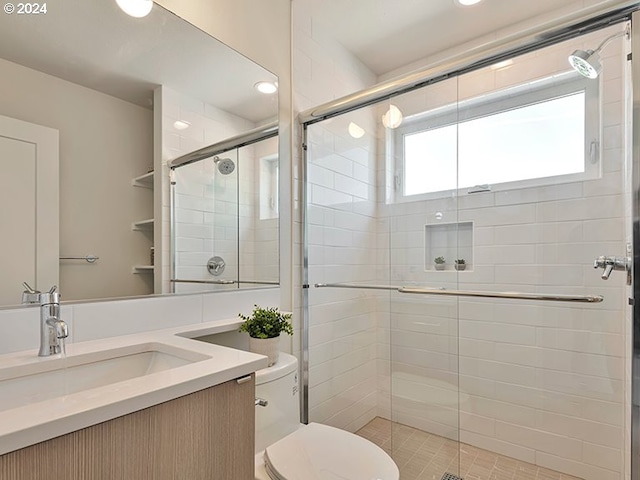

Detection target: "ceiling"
[0, 0, 278, 122]
[303, 0, 595, 75]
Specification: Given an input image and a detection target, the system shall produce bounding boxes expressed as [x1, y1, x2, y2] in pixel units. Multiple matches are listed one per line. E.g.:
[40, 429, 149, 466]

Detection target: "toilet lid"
[264, 422, 399, 480]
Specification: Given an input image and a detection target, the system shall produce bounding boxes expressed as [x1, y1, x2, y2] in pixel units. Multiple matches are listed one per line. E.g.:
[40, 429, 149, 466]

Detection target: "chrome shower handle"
[593, 255, 630, 281]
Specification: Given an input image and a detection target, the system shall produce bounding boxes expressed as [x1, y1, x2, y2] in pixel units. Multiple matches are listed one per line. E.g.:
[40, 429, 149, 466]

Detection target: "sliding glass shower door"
[304, 19, 630, 480]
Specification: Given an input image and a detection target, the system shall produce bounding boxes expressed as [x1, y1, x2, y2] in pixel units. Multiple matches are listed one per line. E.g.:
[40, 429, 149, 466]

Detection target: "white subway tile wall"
[299, 15, 629, 480]
[293, 1, 380, 434]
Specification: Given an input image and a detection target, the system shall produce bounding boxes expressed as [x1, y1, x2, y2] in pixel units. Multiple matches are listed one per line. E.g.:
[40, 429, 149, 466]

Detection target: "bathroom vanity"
[0, 320, 266, 480]
[0, 378, 255, 479]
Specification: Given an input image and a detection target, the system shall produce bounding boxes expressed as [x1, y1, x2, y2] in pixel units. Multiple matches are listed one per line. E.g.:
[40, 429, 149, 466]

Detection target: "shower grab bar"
[171, 279, 279, 286]
[314, 283, 604, 303]
[59, 255, 99, 264]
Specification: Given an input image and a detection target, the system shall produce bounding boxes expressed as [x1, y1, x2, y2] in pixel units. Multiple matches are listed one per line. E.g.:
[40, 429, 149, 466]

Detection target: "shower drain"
[441, 473, 463, 480]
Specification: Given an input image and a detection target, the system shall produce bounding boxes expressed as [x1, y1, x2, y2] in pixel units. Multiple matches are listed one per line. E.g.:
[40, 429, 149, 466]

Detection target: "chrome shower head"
[568, 49, 602, 79]
[213, 156, 235, 175]
[568, 26, 628, 79]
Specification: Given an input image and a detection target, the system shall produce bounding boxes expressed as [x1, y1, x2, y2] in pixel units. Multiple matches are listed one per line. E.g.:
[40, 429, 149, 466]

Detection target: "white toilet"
[253, 352, 399, 480]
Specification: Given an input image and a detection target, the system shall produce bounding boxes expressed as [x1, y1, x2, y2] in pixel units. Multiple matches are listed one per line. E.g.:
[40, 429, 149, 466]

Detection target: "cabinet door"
[149, 374, 256, 480]
[0, 375, 256, 480]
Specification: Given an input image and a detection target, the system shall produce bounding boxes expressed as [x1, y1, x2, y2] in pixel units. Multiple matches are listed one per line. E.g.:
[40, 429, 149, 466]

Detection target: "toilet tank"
[254, 352, 300, 453]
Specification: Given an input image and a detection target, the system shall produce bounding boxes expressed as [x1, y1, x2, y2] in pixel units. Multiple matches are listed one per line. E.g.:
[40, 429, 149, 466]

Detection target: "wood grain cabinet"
[0, 375, 255, 480]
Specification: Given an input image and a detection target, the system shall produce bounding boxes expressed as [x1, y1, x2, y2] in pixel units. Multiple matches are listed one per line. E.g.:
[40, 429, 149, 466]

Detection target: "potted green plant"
[239, 305, 293, 366]
[434, 256, 446, 270]
[454, 259, 466, 271]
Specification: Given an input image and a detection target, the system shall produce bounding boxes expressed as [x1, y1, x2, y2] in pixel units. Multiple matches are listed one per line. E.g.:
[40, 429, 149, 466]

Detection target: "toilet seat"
[264, 422, 399, 480]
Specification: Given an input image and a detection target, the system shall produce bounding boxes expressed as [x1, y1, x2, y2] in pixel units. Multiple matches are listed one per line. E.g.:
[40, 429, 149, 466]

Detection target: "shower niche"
[424, 221, 473, 271]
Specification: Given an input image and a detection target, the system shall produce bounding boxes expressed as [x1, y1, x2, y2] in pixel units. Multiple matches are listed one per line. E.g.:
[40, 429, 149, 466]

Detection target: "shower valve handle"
[593, 255, 630, 280]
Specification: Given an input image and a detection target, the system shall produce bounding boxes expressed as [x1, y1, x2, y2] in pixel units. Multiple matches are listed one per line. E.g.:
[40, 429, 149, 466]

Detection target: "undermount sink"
[0, 342, 209, 412]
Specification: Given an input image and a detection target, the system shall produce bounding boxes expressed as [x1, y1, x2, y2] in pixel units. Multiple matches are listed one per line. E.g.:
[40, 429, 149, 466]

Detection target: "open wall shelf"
[133, 265, 154, 274]
[133, 219, 154, 231]
[132, 171, 154, 189]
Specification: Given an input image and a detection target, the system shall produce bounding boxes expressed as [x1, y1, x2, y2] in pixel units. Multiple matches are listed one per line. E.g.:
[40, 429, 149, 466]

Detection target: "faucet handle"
[22, 282, 38, 294]
[48, 285, 57, 294]
[21, 282, 41, 305]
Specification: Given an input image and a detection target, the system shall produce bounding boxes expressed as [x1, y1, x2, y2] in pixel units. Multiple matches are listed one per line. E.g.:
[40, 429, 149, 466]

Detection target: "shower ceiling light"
[255, 81, 278, 94]
[115, 0, 153, 18]
[456, 0, 483, 6]
[382, 105, 403, 129]
[348, 122, 365, 139]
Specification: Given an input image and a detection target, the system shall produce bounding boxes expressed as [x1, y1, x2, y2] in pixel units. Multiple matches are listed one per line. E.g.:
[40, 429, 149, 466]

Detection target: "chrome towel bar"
[59, 255, 99, 264]
[171, 279, 235, 285]
[314, 283, 603, 303]
[171, 279, 279, 286]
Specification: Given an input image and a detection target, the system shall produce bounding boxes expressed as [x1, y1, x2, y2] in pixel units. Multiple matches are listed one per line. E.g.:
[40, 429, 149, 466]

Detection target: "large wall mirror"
[0, 0, 279, 307]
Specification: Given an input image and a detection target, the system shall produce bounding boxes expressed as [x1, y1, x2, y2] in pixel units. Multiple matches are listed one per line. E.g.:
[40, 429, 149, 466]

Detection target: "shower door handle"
[593, 255, 631, 283]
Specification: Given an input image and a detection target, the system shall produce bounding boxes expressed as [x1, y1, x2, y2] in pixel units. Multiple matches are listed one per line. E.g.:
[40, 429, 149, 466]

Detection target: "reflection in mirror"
[0, 0, 278, 307]
[171, 128, 279, 293]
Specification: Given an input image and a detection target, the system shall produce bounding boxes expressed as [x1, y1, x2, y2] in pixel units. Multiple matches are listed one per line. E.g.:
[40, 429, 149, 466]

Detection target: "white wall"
[244, 136, 280, 284]
[292, 2, 383, 433]
[0, 58, 153, 302]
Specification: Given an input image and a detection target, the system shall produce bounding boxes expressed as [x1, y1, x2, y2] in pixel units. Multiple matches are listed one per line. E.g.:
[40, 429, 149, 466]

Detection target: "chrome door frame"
[631, 9, 640, 480]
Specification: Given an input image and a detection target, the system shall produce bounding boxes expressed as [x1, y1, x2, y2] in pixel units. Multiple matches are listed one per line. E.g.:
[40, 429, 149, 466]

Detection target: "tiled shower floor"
[356, 418, 583, 480]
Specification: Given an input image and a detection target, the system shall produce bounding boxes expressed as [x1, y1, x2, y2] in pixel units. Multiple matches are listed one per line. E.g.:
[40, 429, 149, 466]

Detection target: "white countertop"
[0, 318, 267, 455]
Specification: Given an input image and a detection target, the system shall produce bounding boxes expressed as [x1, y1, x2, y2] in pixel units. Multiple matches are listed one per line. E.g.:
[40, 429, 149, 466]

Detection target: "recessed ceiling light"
[254, 81, 278, 94]
[173, 120, 191, 130]
[456, 0, 483, 6]
[115, 0, 153, 18]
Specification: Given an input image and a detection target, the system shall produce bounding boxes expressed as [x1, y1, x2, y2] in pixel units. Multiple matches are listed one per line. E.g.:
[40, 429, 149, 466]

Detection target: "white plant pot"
[249, 336, 281, 367]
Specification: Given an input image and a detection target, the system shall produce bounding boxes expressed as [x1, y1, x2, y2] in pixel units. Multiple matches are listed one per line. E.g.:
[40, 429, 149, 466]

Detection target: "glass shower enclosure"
[169, 123, 280, 293]
[302, 9, 635, 480]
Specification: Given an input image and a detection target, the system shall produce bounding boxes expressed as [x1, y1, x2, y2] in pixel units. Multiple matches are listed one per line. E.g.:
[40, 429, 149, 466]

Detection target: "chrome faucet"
[37, 286, 69, 357]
